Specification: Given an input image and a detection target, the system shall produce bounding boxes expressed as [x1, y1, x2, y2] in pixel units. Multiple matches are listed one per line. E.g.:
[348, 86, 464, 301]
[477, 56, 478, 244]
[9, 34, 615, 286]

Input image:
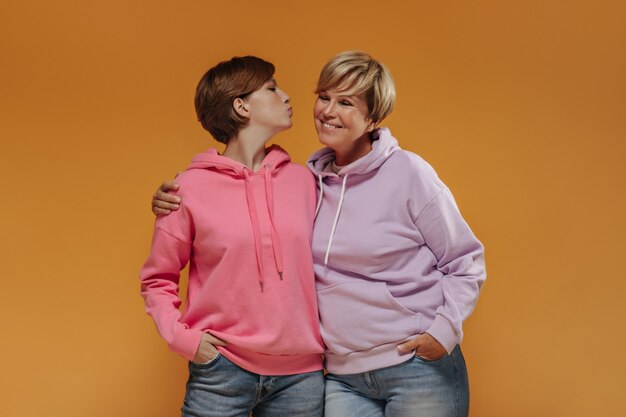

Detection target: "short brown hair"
[315, 51, 396, 124]
[195, 56, 275, 143]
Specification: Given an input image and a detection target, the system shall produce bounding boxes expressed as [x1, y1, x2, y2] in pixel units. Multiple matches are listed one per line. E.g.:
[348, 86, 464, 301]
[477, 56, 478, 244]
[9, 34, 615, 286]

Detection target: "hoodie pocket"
[317, 282, 422, 355]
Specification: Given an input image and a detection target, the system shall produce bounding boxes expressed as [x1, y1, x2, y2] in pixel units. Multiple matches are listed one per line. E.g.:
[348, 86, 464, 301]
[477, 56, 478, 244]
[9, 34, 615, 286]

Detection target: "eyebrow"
[319, 90, 357, 100]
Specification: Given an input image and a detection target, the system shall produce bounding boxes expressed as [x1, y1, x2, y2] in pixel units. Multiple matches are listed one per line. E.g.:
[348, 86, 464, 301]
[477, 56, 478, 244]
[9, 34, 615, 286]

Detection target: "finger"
[417, 351, 445, 361]
[153, 207, 172, 215]
[156, 190, 181, 204]
[195, 351, 215, 363]
[415, 342, 435, 359]
[205, 334, 228, 346]
[397, 338, 420, 353]
[153, 199, 180, 210]
[160, 180, 180, 192]
[211, 338, 228, 346]
[414, 345, 429, 358]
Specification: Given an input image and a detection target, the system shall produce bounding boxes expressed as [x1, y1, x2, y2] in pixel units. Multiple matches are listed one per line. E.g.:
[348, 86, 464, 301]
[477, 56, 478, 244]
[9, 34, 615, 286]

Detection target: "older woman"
[153, 51, 486, 417]
[307, 51, 485, 417]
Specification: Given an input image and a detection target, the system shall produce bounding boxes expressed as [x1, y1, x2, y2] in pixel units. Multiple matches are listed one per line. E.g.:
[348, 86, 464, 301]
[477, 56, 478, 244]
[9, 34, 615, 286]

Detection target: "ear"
[233, 97, 250, 118]
[366, 119, 377, 132]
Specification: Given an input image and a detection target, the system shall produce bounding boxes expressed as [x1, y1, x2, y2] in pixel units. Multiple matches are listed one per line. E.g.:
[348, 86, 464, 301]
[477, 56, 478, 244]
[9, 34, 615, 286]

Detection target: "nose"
[321, 100, 336, 118]
[279, 89, 290, 104]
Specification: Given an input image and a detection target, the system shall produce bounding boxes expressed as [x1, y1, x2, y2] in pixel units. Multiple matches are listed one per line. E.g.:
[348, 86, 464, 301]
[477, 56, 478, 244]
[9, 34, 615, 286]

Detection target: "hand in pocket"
[397, 333, 446, 361]
[193, 333, 227, 364]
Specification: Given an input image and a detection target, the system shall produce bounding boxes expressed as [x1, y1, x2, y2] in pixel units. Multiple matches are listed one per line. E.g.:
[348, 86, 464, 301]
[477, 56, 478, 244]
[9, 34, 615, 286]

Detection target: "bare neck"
[333, 133, 373, 166]
[222, 128, 273, 171]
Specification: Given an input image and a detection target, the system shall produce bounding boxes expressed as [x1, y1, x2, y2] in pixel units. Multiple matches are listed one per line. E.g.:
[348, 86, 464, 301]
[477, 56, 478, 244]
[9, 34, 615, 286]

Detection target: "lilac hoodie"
[141, 145, 324, 375]
[307, 128, 486, 374]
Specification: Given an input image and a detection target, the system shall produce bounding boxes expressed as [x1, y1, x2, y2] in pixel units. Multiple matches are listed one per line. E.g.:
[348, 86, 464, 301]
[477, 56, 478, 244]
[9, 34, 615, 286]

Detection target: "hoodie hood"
[307, 127, 399, 178]
[188, 144, 291, 177]
[306, 127, 400, 269]
[187, 144, 291, 290]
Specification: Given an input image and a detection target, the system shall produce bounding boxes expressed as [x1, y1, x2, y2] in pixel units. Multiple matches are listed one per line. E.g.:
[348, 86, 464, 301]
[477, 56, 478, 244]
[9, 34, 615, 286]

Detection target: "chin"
[317, 133, 336, 148]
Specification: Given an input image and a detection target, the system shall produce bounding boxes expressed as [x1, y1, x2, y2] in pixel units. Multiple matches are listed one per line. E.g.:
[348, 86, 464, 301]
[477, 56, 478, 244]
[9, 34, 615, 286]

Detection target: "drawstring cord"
[243, 165, 285, 290]
[314, 175, 324, 219]
[264, 165, 284, 280]
[324, 174, 349, 269]
[243, 169, 265, 290]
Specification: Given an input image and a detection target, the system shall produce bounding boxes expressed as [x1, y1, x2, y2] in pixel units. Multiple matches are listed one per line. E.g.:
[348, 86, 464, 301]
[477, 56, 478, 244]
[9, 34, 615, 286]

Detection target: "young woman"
[153, 51, 486, 417]
[140, 56, 324, 417]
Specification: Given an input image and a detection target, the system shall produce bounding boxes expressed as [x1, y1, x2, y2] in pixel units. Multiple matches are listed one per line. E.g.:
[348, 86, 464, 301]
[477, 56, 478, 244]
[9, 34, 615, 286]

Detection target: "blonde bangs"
[315, 51, 396, 123]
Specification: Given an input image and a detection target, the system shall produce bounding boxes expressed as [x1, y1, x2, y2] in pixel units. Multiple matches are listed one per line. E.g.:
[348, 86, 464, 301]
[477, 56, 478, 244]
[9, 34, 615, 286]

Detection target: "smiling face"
[242, 79, 293, 135]
[313, 89, 374, 165]
[312, 51, 397, 164]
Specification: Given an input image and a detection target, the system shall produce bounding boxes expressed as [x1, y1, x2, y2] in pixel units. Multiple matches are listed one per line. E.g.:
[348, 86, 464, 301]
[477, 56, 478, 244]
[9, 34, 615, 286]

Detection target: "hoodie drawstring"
[314, 175, 324, 218]
[243, 166, 284, 291]
[324, 174, 349, 268]
[243, 169, 266, 290]
[264, 165, 284, 280]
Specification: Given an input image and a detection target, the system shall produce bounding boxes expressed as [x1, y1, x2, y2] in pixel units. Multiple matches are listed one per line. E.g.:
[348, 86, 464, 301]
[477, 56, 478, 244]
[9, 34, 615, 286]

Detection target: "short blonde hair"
[315, 51, 396, 123]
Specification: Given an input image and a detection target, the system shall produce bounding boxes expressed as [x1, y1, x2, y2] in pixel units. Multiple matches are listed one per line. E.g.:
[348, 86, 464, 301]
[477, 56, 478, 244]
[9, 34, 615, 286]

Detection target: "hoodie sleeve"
[415, 188, 486, 353]
[139, 202, 204, 361]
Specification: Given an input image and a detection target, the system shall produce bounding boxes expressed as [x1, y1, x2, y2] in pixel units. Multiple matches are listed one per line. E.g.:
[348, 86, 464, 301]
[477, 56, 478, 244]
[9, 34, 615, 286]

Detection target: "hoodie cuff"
[170, 327, 205, 361]
[426, 315, 459, 354]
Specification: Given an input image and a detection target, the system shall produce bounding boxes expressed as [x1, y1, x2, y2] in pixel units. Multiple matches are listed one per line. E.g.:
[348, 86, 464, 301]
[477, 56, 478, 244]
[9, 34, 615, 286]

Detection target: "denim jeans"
[324, 345, 469, 417]
[182, 353, 325, 417]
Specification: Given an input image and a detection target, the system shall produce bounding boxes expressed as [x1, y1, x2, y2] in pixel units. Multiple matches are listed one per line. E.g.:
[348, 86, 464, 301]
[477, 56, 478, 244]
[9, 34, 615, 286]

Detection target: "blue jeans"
[324, 345, 469, 417]
[182, 353, 325, 417]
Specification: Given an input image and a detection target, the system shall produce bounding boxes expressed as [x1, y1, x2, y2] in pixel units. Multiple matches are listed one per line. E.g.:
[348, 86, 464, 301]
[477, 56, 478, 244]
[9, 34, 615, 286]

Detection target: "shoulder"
[172, 169, 218, 197]
[279, 162, 315, 182]
[388, 149, 438, 175]
[382, 149, 440, 181]
[281, 161, 310, 174]
[383, 149, 446, 200]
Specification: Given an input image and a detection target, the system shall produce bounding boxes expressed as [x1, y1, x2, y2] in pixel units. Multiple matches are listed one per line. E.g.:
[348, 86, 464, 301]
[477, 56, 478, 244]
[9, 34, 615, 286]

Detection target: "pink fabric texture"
[141, 145, 324, 375]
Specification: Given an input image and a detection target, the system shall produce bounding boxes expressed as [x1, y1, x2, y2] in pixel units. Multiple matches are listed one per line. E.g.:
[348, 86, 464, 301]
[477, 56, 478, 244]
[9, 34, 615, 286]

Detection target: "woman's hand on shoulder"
[152, 179, 181, 215]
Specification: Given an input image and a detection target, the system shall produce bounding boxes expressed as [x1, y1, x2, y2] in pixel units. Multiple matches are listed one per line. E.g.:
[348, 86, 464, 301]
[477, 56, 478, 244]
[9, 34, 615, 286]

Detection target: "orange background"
[1, 1, 625, 416]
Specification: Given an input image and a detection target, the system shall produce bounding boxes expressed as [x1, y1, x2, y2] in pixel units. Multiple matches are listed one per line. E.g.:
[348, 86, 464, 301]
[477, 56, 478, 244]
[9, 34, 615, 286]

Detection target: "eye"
[269, 87, 277, 92]
[339, 100, 353, 106]
[318, 95, 330, 102]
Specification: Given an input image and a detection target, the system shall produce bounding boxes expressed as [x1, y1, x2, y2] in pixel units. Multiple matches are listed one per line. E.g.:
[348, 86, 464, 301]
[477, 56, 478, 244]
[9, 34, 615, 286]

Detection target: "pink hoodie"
[140, 145, 324, 375]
